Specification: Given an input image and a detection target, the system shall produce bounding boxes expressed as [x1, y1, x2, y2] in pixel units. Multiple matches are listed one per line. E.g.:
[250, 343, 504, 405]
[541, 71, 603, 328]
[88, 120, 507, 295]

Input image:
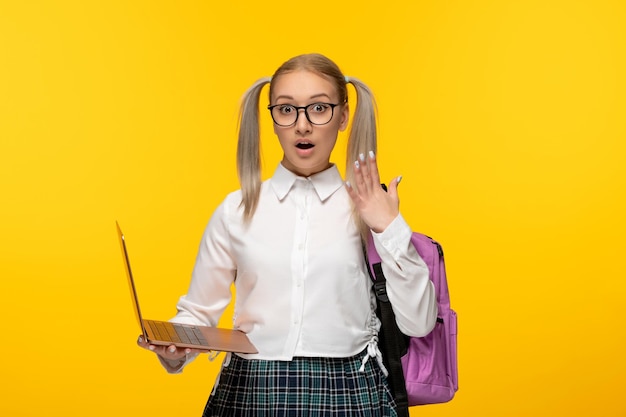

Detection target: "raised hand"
[345, 151, 402, 233]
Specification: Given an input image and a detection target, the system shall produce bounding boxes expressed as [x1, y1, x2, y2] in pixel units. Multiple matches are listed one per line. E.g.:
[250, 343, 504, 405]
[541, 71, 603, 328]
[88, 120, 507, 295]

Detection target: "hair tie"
[344, 75, 351, 83]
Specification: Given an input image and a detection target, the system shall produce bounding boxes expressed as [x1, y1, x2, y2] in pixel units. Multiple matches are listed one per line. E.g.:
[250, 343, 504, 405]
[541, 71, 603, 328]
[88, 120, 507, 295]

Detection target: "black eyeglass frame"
[267, 102, 343, 127]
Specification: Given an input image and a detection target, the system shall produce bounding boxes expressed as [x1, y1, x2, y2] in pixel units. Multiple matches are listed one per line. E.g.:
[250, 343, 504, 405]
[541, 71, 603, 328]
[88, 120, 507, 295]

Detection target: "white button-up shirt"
[170, 163, 437, 364]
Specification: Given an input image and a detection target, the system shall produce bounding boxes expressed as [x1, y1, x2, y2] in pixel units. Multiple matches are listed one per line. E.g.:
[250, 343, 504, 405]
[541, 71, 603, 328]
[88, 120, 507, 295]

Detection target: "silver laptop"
[116, 221, 257, 354]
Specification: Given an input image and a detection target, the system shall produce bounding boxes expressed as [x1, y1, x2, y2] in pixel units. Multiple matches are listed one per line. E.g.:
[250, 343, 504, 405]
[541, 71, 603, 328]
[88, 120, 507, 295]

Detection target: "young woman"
[138, 53, 437, 416]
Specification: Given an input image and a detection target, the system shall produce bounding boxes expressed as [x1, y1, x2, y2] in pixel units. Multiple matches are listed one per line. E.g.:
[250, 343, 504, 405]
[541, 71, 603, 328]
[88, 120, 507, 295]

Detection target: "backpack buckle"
[374, 280, 389, 302]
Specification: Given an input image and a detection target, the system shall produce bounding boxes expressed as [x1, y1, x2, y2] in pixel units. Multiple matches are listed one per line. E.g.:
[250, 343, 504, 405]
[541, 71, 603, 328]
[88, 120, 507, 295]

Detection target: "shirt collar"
[270, 163, 344, 202]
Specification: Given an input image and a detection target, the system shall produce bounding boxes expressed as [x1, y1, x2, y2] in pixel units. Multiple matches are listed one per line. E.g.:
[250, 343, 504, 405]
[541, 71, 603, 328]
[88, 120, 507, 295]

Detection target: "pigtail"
[345, 77, 379, 240]
[345, 77, 378, 175]
[237, 77, 271, 222]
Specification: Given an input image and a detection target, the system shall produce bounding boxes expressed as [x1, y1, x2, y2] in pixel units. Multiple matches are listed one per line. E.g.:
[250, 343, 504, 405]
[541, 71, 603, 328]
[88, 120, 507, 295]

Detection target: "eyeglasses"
[267, 102, 342, 127]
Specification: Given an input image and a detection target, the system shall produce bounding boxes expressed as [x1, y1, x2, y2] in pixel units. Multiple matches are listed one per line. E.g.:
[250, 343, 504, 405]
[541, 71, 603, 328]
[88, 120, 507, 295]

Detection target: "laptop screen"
[116, 221, 148, 340]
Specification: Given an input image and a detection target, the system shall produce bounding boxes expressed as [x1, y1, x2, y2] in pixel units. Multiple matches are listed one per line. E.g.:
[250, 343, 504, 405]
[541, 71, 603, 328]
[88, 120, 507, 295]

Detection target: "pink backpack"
[366, 232, 458, 413]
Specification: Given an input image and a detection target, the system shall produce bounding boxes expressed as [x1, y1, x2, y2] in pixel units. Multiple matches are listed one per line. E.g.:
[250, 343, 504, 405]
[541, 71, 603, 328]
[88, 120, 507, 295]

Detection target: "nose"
[294, 108, 312, 134]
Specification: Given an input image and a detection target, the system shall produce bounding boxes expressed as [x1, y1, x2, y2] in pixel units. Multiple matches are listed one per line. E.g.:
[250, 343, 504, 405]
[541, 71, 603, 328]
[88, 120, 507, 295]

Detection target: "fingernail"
[368, 150, 375, 159]
[168, 346, 176, 353]
[345, 181, 352, 188]
[149, 345, 155, 351]
[359, 153, 365, 162]
[138, 336, 143, 343]
[397, 175, 403, 184]
[354, 160, 360, 169]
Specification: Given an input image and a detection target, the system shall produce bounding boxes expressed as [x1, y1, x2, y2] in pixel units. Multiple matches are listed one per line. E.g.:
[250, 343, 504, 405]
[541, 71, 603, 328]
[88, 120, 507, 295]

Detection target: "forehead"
[271, 70, 339, 102]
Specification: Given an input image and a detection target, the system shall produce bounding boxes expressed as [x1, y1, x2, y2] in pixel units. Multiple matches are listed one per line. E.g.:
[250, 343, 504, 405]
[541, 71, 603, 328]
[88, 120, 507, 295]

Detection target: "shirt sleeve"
[371, 214, 438, 337]
[158, 200, 237, 373]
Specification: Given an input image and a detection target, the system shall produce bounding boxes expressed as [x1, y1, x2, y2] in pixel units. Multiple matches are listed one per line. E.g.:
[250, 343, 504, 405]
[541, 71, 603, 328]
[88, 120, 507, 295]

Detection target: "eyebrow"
[274, 93, 333, 102]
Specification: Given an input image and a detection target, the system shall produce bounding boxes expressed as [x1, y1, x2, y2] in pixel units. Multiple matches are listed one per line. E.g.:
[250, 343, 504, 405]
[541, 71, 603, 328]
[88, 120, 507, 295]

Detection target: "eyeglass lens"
[270, 103, 335, 126]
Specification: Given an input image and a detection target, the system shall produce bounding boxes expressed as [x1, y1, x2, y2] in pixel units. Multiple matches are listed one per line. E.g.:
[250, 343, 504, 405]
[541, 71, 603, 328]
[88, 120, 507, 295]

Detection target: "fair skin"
[271, 70, 401, 232]
[138, 69, 402, 359]
[271, 69, 349, 177]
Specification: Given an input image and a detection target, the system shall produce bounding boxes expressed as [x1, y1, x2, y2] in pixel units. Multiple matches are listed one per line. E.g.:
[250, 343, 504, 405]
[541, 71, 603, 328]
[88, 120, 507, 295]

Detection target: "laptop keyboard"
[147, 320, 209, 346]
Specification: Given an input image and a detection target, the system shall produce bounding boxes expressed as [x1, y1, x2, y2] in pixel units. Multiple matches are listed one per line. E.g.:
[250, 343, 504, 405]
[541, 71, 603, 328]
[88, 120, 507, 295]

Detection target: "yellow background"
[1, 1, 625, 415]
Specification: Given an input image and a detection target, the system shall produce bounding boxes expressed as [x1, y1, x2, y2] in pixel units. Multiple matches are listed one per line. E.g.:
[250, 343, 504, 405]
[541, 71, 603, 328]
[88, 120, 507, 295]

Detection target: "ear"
[338, 103, 349, 132]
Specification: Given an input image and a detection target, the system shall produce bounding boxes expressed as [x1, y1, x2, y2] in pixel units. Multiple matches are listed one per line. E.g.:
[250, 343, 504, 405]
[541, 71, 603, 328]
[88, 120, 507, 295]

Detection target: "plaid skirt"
[202, 350, 398, 417]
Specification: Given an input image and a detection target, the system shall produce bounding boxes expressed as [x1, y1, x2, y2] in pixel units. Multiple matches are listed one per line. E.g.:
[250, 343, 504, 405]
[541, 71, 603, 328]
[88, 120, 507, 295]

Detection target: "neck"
[281, 159, 332, 178]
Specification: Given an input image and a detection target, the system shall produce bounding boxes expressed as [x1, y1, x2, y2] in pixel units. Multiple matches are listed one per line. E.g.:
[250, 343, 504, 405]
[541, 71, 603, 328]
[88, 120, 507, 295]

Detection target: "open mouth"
[296, 142, 314, 150]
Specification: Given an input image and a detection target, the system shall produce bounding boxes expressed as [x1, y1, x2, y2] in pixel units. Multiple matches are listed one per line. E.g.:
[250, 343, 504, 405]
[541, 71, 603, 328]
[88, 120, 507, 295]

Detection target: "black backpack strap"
[364, 183, 410, 415]
[372, 262, 410, 417]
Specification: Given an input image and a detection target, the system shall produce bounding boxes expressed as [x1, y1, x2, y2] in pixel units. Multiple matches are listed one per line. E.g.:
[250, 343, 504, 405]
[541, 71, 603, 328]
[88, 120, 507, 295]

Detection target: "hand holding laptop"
[116, 221, 257, 360]
[137, 335, 209, 361]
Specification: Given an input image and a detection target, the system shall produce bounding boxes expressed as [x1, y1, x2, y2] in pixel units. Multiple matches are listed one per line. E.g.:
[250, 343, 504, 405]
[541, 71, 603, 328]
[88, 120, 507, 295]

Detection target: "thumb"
[387, 175, 402, 201]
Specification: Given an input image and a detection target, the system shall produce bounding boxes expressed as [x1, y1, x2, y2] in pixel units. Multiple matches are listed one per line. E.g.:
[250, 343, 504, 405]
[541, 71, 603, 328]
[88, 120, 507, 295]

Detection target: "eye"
[278, 105, 296, 115]
[309, 103, 330, 113]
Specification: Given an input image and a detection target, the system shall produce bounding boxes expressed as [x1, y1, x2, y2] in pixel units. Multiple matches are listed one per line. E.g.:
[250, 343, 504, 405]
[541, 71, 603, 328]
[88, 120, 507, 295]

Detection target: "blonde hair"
[237, 53, 378, 237]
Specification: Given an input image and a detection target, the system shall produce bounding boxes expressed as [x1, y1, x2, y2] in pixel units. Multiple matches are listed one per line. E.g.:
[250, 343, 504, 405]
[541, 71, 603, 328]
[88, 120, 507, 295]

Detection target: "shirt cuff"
[371, 213, 413, 258]
[157, 355, 186, 374]
[157, 351, 199, 374]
